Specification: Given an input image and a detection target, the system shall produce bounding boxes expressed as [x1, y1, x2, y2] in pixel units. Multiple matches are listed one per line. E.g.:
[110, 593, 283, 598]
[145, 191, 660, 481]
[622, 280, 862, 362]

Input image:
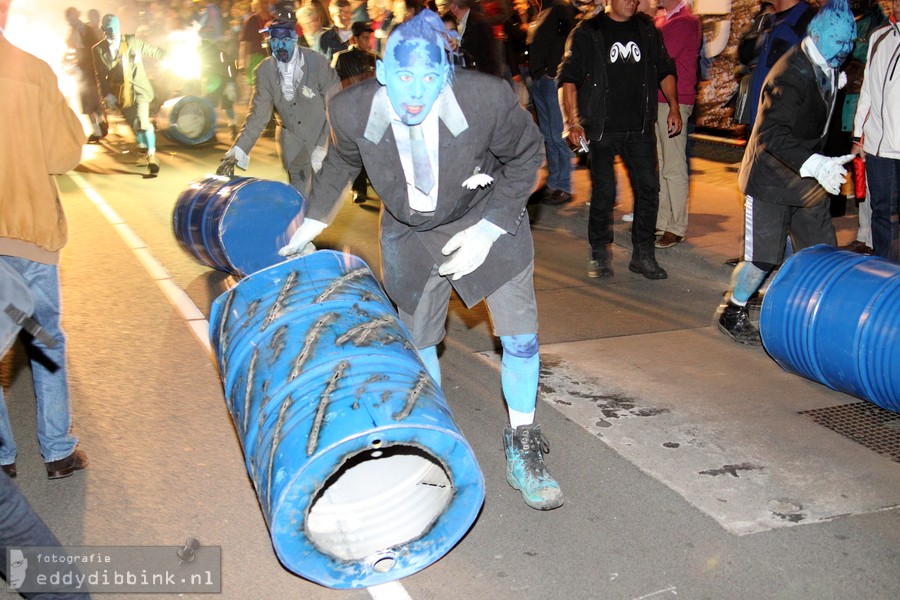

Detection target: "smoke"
[6, 0, 125, 66]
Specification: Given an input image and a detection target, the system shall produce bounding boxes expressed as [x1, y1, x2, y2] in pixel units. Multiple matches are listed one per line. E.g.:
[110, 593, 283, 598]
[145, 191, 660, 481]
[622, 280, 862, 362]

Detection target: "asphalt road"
[3, 119, 899, 600]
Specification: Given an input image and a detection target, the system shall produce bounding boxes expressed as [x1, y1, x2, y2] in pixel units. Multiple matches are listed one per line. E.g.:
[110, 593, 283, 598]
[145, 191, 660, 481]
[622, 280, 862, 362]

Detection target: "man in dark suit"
[448, 0, 499, 75]
[332, 20, 379, 203]
[280, 10, 563, 511]
[718, 0, 857, 345]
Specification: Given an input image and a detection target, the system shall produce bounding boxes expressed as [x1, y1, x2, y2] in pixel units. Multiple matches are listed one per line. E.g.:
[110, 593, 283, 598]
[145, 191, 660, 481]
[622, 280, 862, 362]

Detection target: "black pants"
[587, 129, 660, 260]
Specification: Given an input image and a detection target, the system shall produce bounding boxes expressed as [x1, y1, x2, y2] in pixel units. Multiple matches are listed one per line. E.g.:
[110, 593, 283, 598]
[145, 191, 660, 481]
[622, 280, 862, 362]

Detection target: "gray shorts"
[743, 195, 836, 265]
[397, 262, 538, 348]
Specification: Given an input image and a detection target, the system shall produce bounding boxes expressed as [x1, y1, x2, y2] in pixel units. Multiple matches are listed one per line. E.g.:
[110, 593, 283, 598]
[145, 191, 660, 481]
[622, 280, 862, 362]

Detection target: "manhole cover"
[800, 402, 900, 463]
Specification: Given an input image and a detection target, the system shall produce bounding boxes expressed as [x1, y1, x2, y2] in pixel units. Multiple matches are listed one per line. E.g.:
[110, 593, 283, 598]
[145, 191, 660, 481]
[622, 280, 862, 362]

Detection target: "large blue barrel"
[208, 250, 485, 589]
[157, 95, 217, 145]
[172, 175, 305, 277]
[759, 244, 900, 411]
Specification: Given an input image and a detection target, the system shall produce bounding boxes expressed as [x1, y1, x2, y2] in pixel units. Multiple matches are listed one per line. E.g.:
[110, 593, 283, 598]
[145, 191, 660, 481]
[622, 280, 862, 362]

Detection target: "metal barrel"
[208, 250, 486, 589]
[759, 244, 900, 411]
[172, 175, 305, 277]
[157, 95, 217, 145]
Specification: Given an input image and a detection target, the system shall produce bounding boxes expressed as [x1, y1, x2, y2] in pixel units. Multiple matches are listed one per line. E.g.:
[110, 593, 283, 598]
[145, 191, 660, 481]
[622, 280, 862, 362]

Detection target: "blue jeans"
[0, 472, 89, 598]
[531, 75, 572, 194]
[587, 129, 660, 259]
[0, 257, 77, 464]
[865, 154, 900, 260]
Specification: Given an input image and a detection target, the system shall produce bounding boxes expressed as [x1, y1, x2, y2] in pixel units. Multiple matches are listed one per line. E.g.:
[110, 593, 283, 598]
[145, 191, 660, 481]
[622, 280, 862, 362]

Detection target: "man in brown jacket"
[0, 0, 89, 480]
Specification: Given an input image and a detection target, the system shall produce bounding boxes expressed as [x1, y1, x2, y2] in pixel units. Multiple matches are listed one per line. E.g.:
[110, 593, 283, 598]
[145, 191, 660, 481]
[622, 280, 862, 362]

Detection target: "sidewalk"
[528, 139, 861, 281]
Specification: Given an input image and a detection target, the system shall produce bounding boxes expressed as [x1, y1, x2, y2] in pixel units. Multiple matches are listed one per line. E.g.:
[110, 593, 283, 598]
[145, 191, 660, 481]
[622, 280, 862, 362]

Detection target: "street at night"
[3, 115, 899, 599]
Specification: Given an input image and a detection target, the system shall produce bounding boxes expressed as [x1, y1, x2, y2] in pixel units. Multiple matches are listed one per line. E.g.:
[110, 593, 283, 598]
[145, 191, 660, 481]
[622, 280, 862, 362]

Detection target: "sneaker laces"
[517, 426, 551, 465]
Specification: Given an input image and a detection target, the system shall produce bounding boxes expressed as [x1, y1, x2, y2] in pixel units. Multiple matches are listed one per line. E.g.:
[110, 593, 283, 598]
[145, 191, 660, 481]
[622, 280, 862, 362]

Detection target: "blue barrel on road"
[157, 95, 217, 145]
[208, 251, 485, 589]
[759, 245, 900, 411]
[173, 175, 305, 277]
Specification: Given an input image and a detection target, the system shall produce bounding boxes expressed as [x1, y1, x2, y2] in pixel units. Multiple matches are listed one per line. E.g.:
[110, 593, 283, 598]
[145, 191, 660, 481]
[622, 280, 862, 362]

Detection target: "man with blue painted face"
[717, 0, 857, 345]
[92, 14, 165, 175]
[218, 17, 341, 199]
[279, 10, 563, 511]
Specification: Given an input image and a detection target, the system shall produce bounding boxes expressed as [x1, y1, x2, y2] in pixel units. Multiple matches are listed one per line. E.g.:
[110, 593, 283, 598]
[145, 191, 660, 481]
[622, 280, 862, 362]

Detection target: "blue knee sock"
[730, 262, 768, 304]
[144, 128, 156, 154]
[500, 334, 539, 428]
[419, 345, 441, 386]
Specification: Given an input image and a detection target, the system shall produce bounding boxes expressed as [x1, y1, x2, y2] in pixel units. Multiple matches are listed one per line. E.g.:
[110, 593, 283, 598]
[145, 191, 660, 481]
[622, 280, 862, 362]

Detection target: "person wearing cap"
[332, 21, 377, 87]
[332, 20, 378, 203]
[91, 14, 166, 175]
[218, 17, 341, 198]
[279, 10, 564, 511]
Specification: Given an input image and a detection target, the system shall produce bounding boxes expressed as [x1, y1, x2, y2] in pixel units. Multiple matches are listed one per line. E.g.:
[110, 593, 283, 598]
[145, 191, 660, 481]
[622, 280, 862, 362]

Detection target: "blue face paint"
[268, 26, 297, 63]
[101, 14, 120, 43]
[378, 37, 449, 125]
[808, 0, 856, 67]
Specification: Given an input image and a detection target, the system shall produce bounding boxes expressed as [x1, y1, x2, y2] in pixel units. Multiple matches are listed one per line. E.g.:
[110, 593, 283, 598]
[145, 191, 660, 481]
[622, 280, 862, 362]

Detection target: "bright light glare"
[164, 29, 202, 81]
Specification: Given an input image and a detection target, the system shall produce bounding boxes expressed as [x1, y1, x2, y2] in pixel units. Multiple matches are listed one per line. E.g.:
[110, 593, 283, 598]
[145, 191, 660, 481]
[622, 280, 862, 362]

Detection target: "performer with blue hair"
[92, 14, 166, 175]
[280, 10, 563, 510]
[719, 0, 857, 345]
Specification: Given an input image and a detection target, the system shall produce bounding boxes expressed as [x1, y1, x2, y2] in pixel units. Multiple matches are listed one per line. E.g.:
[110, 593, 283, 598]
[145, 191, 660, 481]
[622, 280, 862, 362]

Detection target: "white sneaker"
[622, 212, 634, 222]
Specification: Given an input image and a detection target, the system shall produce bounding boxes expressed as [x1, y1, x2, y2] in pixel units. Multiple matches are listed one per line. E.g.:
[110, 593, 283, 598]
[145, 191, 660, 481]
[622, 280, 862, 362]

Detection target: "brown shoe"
[655, 232, 684, 249]
[46, 447, 88, 480]
[543, 189, 573, 206]
[1, 463, 15, 478]
[842, 240, 874, 255]
[147, 153, 160, 175]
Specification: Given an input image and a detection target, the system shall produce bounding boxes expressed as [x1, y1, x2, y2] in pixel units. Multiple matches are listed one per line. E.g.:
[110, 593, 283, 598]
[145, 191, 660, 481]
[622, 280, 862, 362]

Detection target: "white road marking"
[633, 587, 677, 599]
[70, 173, 415, 600]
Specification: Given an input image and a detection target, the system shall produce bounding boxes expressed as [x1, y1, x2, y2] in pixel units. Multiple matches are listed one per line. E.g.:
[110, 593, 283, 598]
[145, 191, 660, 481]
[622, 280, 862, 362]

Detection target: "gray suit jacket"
[235, 49, 341, 170]
[306, 69, 545, 314]
[92, 36, 163, 105]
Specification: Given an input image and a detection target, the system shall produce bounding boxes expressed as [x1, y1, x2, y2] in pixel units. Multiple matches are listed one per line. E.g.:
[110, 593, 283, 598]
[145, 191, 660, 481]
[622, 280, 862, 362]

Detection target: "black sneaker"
[628, 256, 668, 279]
[718, 303, 761, 346]
[588, 257, 613, 278]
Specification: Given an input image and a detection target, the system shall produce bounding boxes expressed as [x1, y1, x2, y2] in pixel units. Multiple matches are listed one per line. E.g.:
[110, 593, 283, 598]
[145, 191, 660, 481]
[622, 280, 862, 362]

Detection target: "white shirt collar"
[458, 9, 470, 38]
[664, 1, 688, 20]
[802, 36, 833, 74]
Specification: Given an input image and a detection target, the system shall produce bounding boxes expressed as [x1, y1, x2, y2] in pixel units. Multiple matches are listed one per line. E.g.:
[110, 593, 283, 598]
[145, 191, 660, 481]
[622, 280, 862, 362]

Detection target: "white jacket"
[854, 20, 900, 159]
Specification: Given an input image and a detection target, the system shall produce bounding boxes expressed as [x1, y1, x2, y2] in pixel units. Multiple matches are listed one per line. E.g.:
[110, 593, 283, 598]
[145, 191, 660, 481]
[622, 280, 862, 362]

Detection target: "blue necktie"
[409, 125, 435, 195]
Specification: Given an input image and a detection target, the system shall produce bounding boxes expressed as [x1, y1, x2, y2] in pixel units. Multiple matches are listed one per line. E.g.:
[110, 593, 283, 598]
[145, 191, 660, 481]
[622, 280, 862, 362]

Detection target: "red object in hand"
[853, 155, 866, 200]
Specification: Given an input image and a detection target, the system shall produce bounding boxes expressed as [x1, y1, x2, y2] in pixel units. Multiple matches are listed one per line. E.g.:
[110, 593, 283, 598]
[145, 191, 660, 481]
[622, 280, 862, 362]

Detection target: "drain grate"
[800, 402, 900, 463]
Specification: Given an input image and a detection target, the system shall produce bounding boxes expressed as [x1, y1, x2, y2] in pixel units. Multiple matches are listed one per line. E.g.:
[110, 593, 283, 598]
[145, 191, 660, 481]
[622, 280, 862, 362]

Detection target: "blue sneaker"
[503, 424, 564, 510]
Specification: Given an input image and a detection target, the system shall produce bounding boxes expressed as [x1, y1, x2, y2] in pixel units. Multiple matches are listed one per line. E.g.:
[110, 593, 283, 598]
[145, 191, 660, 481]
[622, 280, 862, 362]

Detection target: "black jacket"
[739, 43, 834, 207]
[528, 0, 578, 79]
[557, 12, 676, 139]
[460, 10, 499, 76]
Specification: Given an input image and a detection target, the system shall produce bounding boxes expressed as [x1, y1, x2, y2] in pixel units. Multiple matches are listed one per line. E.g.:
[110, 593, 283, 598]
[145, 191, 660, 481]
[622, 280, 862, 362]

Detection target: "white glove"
[224, 145, 250, 170]
[278, 218, 327, 257]
[104, 93, 117, 109]
[311, 146, 326, 173]
[800, 153, 854, 195]
[438, 219, 506, 281]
